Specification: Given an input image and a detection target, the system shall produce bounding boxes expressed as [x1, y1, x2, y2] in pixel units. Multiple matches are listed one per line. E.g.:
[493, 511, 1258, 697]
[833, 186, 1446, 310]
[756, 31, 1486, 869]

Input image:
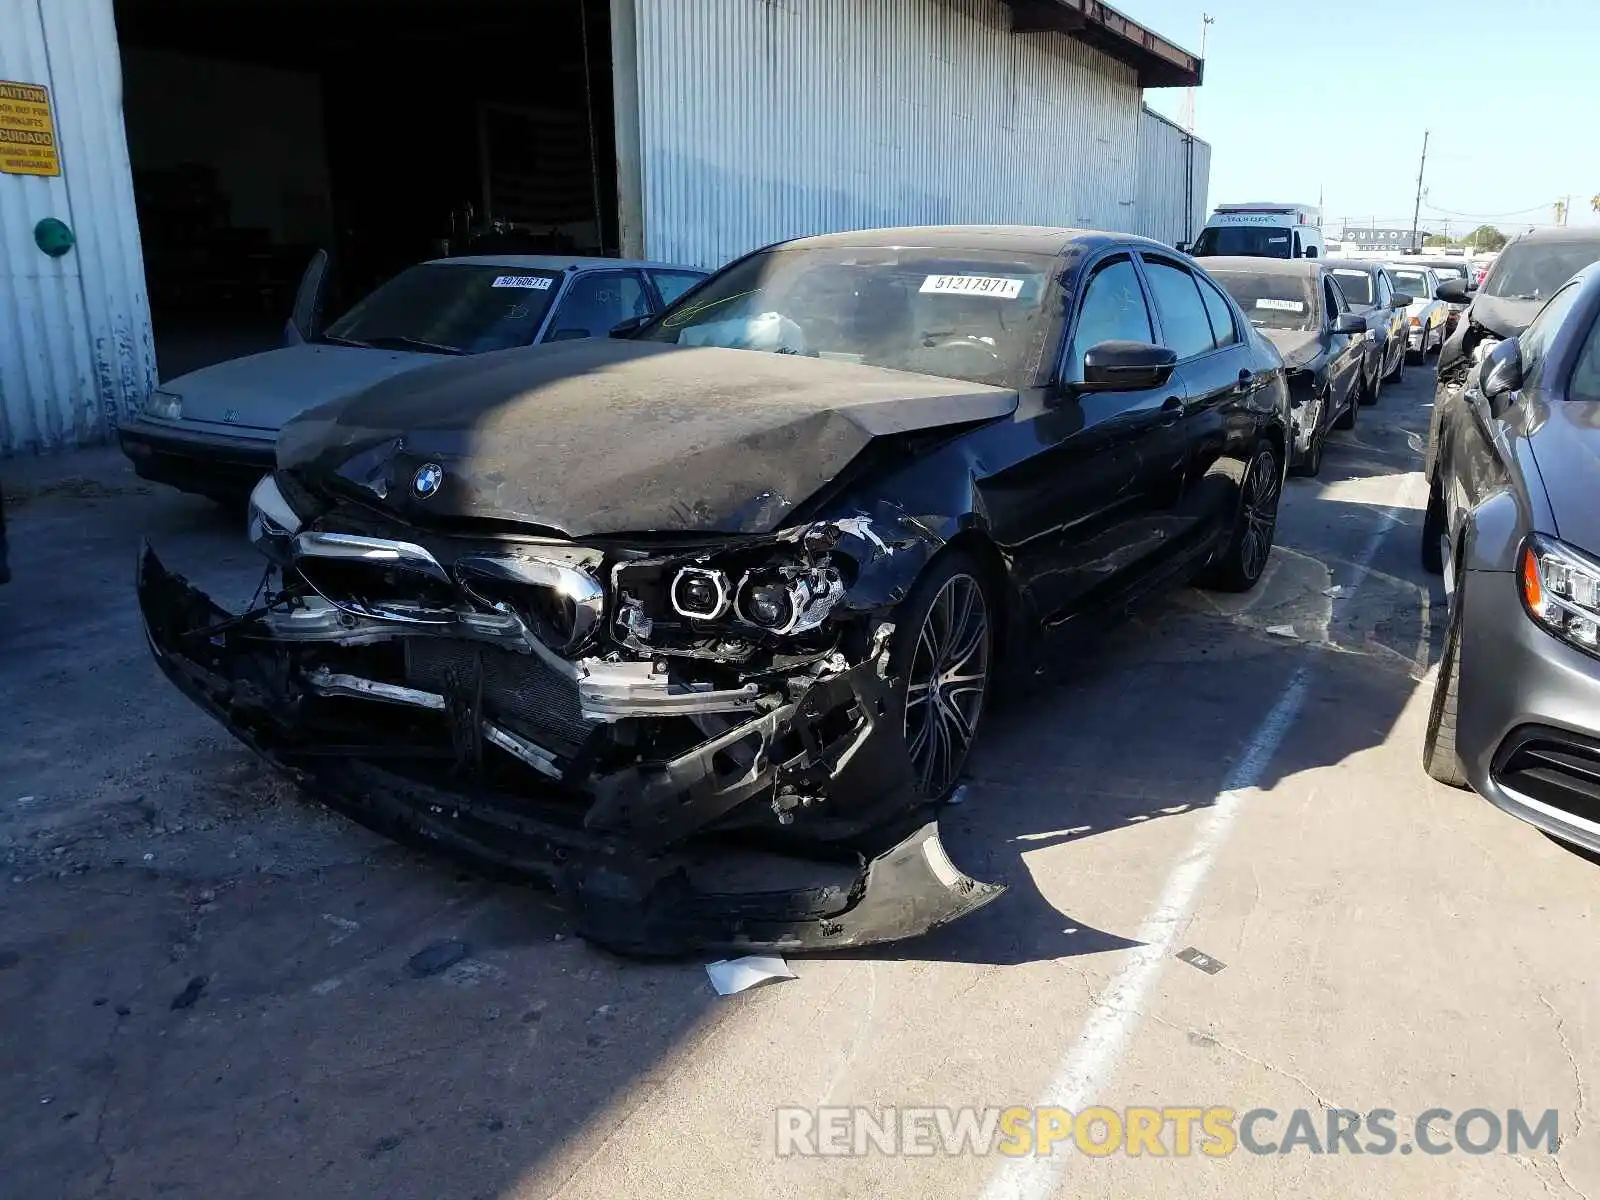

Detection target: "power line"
[1423, 199, 1561, 220]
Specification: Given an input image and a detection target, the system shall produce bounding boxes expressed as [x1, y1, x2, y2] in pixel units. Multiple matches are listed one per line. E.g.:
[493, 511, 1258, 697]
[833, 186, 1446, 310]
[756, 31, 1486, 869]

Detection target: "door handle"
[1159, 395, 1183, 426]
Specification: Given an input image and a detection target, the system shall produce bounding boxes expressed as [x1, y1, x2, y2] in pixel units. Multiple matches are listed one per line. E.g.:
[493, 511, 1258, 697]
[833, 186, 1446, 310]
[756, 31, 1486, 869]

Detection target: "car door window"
[1572, 306, 1600, 402]
[1324, 278, 1348, 321]
[1143, 259, 1217, 360]
[650, 270, 705, 308]
[545, 271, 650, 340]
[1519, 282, 1584, 389]
[1062, 256, 1153, 383]
[1195, 273, 1238, 348]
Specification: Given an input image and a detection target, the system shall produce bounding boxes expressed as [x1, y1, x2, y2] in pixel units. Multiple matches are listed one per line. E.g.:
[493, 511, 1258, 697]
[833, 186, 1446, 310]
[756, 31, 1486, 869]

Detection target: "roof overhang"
[1004, 0, 1204, 88]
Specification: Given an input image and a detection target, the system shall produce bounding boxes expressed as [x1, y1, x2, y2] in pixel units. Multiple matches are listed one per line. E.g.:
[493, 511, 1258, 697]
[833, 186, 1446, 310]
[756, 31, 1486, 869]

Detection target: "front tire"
[1423, 556, 1470, 787]
[1290, 393, 1326, 478]
[1421, 479, 1447, 575]
[890, 552, 995, 802]
[1386, 339, 1406, 383]
[1363, 359, 1382, 405]
[1199, 440, 1282, 593]
[1334, 380, 1359, 430]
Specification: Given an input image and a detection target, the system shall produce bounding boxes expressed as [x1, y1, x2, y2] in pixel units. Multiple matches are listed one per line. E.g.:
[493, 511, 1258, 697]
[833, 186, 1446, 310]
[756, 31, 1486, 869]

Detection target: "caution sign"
[0, 81, 61, 177]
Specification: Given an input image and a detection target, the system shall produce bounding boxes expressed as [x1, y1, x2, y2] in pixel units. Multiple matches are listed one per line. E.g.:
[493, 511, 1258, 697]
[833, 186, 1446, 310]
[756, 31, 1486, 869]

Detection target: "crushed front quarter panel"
[136, 542, 1004, 955]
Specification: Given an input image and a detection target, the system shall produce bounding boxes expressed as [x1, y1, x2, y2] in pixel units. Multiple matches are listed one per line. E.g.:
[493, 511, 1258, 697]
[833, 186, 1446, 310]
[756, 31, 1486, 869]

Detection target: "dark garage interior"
[113, 0, 619, 379]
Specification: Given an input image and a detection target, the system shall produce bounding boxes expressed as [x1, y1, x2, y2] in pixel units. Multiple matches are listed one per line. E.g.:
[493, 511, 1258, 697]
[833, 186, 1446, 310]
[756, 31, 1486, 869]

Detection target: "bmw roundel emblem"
[412, 462, 444, 499]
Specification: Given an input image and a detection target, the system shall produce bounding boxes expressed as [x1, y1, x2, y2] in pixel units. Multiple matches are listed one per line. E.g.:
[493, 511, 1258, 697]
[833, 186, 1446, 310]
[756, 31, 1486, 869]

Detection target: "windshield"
[1192, 226, 1294, 258]
[635, 246, 1056, 389]
[1208, 271, 1318, 331]
[322, 264, 562, 354]
[1330, 270, 1374, 305]
[1390, 271, 1432, 301]
[1480, 239, 1600, 301]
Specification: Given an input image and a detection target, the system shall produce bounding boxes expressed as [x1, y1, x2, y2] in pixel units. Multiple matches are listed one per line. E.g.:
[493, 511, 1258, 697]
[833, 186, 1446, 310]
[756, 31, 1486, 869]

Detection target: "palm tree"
[1593, 194, 1600, 215]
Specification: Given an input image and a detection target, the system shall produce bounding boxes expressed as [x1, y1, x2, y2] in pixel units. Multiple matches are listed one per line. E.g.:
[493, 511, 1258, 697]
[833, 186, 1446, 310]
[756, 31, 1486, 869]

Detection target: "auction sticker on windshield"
[920, 275, 1025, 299]
[1256, 298, 1305, 312]
[492, 275, 554, 290]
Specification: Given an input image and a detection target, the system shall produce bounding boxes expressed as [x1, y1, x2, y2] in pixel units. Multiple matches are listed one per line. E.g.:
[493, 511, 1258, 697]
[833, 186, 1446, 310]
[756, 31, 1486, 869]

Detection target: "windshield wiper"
[354, 334, 467, 355]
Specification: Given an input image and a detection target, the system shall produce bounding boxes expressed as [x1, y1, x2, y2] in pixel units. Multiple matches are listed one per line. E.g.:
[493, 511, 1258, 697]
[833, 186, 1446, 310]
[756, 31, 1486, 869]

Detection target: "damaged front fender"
[135, 542, 1005, 956]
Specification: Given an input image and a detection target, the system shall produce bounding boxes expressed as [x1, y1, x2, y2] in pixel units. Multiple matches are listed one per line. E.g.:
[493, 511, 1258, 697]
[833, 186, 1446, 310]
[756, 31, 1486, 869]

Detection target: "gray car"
[1325, 258, 1413, 400]
[1422, 259, 1600, 855]
[118, 254, 709, 500]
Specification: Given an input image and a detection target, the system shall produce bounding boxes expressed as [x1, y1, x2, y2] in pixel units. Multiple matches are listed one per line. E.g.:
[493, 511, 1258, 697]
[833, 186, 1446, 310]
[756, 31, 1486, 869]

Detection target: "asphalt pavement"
[1, 362, 1594, 1199]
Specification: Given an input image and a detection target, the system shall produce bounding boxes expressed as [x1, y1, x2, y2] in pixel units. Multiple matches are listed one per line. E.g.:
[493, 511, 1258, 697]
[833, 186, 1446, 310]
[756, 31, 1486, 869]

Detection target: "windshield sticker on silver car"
[1255, 298, 1306, 312]
[919, 275, 1024, 299]
[492, 275, 553, 290]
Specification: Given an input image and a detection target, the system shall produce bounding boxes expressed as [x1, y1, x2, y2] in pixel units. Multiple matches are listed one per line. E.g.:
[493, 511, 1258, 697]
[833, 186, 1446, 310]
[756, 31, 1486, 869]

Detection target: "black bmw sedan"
[1422, 259, 1600, 856]
[137, 226, 1290, 954]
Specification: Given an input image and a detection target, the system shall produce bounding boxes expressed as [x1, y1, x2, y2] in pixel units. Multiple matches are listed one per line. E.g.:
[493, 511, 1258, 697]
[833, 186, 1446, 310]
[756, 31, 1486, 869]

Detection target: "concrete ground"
[1, 363, 1594, 1199]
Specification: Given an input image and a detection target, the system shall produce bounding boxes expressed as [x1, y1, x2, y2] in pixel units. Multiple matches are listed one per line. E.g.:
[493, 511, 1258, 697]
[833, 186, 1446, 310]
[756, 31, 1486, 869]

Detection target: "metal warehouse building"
[0, 0, 1209, 457]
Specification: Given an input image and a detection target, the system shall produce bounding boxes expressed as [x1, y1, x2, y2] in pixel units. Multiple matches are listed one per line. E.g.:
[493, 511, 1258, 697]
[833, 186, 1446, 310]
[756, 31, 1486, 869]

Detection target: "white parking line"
[977, 474, 1420, 1200]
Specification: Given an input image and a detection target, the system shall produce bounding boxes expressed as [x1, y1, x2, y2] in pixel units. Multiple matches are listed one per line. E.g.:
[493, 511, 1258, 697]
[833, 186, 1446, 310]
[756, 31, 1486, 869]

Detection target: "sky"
[1125, 0, 1600, 236]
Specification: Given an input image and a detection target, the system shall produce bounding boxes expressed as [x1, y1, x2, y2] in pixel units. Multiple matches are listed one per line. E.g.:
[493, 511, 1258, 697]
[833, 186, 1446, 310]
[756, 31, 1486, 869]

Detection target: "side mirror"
[1175, 241, 1190, 254]
[1435, 278, 1473, 304]
[1334, 312, 1367, 335]
[1390, 292, 1412, 309]
[1304, 246, 1319, 259]
[548, 328, 592, 342]
[1480, 337, 1523, 411]
[1077, 341, 1178, 392]
[609, 314, 649, 339]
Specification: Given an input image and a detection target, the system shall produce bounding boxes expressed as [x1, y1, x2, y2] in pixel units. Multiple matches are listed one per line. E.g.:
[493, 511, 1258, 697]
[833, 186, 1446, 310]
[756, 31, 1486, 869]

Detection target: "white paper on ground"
[1322, 585, 1352, 598]
[705, 955, 796, 996]
[1266, 624, 1300, 639]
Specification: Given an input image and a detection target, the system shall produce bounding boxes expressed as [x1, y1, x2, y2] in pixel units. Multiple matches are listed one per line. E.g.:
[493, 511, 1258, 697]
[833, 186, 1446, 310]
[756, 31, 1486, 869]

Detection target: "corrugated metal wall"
[1133, 104, 1211, 248]
[626, 0, 1144, 268]
[0, 0, 154, 456]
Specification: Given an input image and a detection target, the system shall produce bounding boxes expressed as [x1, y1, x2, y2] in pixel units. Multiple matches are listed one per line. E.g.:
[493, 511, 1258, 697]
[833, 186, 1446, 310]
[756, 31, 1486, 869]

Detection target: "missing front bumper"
[135, 542, 1004, 955]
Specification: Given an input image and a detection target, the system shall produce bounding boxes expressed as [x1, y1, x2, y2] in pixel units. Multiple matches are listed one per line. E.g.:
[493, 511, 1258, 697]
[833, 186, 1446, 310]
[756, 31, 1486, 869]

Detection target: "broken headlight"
[733, 564, 845, 635]
[1519, 534, 1600, 657]
[142, 389, 183, 421]
[670, 566, 732, 620]
[247, 472, 301, 562]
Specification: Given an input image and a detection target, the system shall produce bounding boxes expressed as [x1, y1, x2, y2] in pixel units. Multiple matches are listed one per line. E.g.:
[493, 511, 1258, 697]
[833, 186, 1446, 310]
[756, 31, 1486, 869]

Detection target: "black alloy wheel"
[895, 557, 993, 802]
[1292, 392, 1326, 478]
[1200, 440, 1282, 593]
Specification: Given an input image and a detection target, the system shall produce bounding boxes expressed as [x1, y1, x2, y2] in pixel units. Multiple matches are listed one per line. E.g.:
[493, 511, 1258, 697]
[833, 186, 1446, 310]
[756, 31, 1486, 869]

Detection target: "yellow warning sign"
[0, 81, 60, 177]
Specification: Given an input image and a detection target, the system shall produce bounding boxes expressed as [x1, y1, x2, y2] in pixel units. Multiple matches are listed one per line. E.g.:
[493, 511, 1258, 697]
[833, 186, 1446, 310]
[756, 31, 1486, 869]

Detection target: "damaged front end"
[138, 472, 1002, 955]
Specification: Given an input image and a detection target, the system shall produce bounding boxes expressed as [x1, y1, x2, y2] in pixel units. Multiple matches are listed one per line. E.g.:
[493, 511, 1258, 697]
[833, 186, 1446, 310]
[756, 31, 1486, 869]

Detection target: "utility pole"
[1409, 130, 1429, 252]
[1180, 14, 1214, 133]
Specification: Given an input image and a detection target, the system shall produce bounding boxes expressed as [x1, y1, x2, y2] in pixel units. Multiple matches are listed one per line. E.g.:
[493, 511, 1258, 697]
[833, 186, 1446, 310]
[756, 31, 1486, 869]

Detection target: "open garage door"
[114, 0, 617, 379]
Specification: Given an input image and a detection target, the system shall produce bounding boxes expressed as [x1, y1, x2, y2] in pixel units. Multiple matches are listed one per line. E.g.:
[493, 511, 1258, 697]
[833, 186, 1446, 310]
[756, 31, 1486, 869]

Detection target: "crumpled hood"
[1259, 329, 1322, 370]
[1529, 401, 1600, 553]
[163, 343, 449, 432]
[277, 338, 1017, 536]
[1468, 294, 1545, 340]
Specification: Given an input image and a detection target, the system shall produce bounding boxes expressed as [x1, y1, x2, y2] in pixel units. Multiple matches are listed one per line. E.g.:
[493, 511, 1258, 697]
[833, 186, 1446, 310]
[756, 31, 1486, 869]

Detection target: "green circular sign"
[34, 217, 75, 258]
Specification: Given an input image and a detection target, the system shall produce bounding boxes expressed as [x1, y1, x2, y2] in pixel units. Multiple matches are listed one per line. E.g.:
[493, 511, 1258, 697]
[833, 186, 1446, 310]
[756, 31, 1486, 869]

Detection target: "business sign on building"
[0, 81, 60, 176]
[1341, 227, 1421, 252]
